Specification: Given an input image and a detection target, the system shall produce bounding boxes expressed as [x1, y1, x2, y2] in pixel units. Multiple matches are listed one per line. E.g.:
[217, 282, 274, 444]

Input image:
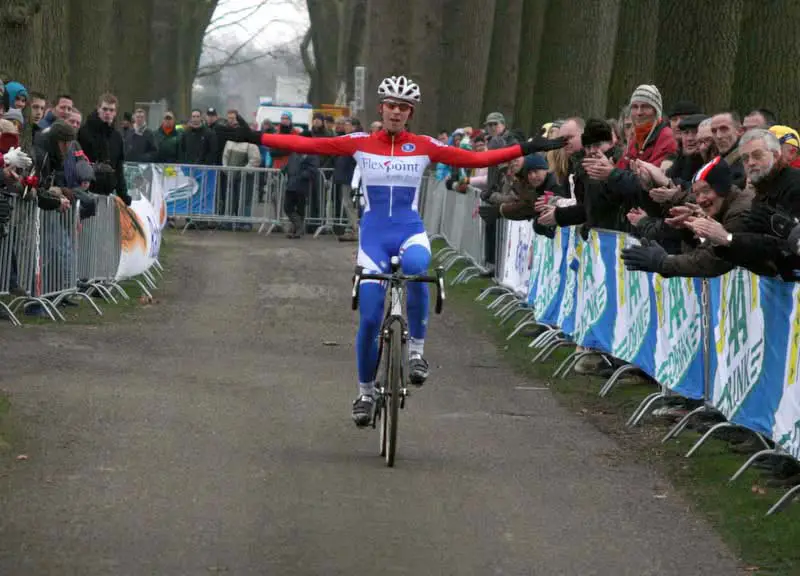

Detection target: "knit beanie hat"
[581, 118, 613, 147]
[4, 81, 28, 106]
[693, 156, 731, 196]
[630, 84, 663, 119]
[522, 153, 549, 172]
[2, 108, 24, 127]
[50, 120, 77, 143]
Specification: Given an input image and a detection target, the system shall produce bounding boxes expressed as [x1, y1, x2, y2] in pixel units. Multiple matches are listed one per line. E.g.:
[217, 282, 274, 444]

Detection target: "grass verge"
[434, 239, 799, 576]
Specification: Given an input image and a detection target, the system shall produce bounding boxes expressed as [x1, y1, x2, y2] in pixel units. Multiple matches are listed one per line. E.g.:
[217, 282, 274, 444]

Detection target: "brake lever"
[351, 267, 363, 310]
[435, 267, 445, 314]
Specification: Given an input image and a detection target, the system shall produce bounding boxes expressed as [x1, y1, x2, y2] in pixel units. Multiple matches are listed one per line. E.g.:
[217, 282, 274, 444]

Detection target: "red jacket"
[616, 119, 677, 170]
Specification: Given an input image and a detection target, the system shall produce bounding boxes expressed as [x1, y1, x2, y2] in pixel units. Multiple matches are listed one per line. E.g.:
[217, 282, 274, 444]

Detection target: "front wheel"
[385, 322, 402, 467]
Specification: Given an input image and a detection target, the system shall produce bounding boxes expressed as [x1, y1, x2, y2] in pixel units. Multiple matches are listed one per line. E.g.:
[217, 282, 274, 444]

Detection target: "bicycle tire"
[386, 322, 402, 467]
[377, 332, 388, 457]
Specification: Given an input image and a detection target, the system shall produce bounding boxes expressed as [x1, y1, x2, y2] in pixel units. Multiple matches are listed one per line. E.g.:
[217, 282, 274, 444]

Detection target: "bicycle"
[351, 256, 445, 467]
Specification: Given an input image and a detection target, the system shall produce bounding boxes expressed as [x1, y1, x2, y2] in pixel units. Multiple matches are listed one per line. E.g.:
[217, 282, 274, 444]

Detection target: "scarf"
[161, 123, 174, 135]
[634, 121, 654, 150]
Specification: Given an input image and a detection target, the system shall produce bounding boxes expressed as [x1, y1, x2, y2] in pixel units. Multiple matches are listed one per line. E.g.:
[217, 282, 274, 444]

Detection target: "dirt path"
[0, 231, 740, 575]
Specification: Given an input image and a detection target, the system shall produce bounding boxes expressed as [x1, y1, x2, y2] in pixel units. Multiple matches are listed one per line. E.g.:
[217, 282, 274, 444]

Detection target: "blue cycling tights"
[356, 221, 430, 387]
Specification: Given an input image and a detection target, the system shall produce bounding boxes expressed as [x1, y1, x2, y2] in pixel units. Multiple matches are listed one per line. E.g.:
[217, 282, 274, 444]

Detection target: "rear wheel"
[385, 322, 403, 467]
[377, 332, 389, 457]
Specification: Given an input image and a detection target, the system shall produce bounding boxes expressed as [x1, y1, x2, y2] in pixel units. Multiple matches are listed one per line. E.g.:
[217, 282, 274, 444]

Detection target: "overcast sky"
[207, 0, 309, 51]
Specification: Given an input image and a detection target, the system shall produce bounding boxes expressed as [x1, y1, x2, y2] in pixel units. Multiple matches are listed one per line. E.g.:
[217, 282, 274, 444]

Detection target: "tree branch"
[300, 27, 314, 74]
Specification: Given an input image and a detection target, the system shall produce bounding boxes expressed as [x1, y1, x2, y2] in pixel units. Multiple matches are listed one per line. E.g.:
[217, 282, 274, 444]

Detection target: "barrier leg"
[766, 484, 800, 516]
[64, 291, 104, 316]
[661, 405, 710, 443]
[552, 349, 588, 378]
[506, 317, 537, 340]
[627, 392, 667, 427]
[729, 449, 790, 484]
[134, 279, 153, 299]
[536, 339, 574, 364]
[683, 423, 769, 458]
[499, 305, 530, 326]
[476, 286, 511, 302]
[598, 363, 638, 397]
[142, 270, 158, 290]
[453, 265, 485, 285]
[494, 299, 520, 319]
[529, 328, 559, 349]
[110, 282, 130, 301]
[0, 301, 21, 326]
[487, 292, 516, 311]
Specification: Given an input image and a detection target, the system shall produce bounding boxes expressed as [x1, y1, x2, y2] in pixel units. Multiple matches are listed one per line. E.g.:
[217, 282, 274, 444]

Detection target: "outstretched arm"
[425, 135, 565, 169]
[258, 133, 359, 157]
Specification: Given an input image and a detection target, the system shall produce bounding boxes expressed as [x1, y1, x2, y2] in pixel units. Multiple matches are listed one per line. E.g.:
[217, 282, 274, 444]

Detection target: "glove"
[744, 203, 797, 238]
[789, 223, 800, 256]
[478, 204, 500, 224]
[231, 114, 263, 145]
[3, 147, 32, 170]
[621, 239, 667, 273]
[520, 136, 567, 155]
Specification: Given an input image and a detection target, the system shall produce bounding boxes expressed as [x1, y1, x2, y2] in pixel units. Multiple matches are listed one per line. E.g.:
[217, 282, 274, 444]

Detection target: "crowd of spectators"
[436, 83, 800, 486]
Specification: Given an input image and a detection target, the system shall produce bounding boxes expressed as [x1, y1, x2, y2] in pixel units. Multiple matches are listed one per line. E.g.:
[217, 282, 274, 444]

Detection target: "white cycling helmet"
[377, 75, 421, 105]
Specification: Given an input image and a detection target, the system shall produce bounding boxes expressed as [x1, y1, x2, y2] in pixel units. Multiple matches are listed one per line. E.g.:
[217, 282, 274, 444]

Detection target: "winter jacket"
[78, 110, 130, 205]
[606, 120, 677, 212]
[179, 124, 215, 165]
[124, 124, 157, 162]
[222, 141, 261, 168]
[721, 142, 746, 189]
[154, 126, 181, 163]
[33, 133, 97, 216]
[486, 129, 518, 198]
[209, 119, 229, 165]
[333, 153, 357, 186]
[498, 172, 565, 222]
[666, 151, 705, 190]
[654, 187, 754, 277]
[714, 165, 800, 276]
[282, 152, 319, 193]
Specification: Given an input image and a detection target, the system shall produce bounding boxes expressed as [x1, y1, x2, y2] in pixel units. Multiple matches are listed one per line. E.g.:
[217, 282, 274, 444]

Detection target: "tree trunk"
[731, 0, 800, 127]
[482, 0, 524, 126]
[436, 0, 496, 131]
[69, 0, 114, 114]
[0, 1, 41, 83]
[513, 0, 548, 136]
[31, 0, 70, 102]
[150, 0, 180, 111]
[654, 0, 743, 114]
[307, 0, 341, 105]
[363, 0, 411, 124]
[343, 0, 367, 105]
[532, 0, 621, 126]
[408, 0, 445, 135]
[112, 0, 155, 114]
[605, 0, 659, 117]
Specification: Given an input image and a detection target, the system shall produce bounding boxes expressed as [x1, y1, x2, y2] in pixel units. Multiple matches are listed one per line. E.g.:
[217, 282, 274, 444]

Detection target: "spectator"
[179, 109, 215, 165]
[623, 157, 753, 277]
[282, 142, 319, 239]
[638, 114, 708, 196]
[124, 107, 157, 162]
[743, 108, 777, 131]
[333, 117, 359, 242]
[78, 92, 130, 205]
[696, 117, 716, 162]
[545, 117, 583, 187]
[370, 120, 382, 134]
[3, 109, 23, 133]
[481, 153, 566, 234]
[310, 112, 327, 137]
[334, 116, 347, 136]
[28, 92, 46, 125]
[39, 94, 73, 130]
[206, 107, 229, 165]
[324, 114, 336, 135]
[691, 129, 800, 277]
[270, 111, 295, 170]
[485, 112, 518, 195]
[710, 112, 746, 187]
[458, 132, 489, 192]
[121, 112, 133, 133]
[619, 106, 633, 149]
[154, 111, 180, 163]
[768, 125, 800, 169]
[666, 100, 702, 137]
[67, 108, 82, 131]
[221, 111, 260, 227]
[3, 81, 27, 110]
[0, 80, 4, 114]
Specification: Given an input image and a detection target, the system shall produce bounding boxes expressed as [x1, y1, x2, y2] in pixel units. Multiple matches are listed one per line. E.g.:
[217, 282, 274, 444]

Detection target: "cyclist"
[231, 76, 565, 426]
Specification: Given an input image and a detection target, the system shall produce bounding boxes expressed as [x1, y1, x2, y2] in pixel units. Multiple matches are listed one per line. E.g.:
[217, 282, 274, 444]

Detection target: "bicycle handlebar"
[351, 260, 446, 314]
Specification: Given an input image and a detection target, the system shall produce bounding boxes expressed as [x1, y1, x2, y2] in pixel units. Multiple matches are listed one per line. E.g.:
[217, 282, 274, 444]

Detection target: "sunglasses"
[383, 102, 412, 112]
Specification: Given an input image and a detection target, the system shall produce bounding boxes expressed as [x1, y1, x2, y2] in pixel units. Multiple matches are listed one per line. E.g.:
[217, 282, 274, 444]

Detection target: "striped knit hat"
[693, 156, 731, 196]
[630, 84, 663, 119]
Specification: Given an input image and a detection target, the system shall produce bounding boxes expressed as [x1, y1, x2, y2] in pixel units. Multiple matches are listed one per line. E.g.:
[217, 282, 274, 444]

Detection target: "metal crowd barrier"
[0, 192, 136, 324]
[77, 195, 125, 304]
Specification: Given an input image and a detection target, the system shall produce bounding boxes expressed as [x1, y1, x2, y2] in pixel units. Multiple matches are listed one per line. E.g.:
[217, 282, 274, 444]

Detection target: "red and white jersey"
[259, 129, 523, 224]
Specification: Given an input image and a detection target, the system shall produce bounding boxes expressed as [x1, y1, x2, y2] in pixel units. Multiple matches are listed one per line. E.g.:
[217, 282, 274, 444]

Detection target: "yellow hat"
[769, 125, 800, 149]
